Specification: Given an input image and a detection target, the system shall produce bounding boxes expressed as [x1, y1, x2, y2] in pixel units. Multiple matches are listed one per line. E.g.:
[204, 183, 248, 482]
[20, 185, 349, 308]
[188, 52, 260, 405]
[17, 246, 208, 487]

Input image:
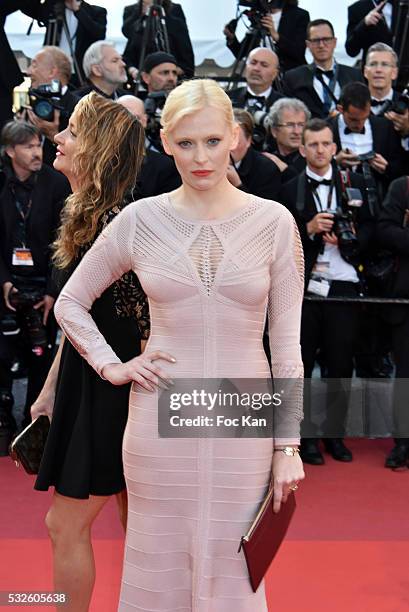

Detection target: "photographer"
[74, 42, 128, 100]
[227, 47, 282, 149]
[25, 46, 79, 166]
[22, 0, 107, 84]
[364, 43, 409, 144]
[378, 176, 409, 468]
[280, 119, 374, 465]
[331, 82, 404, 204]
[345, 0, 398, 65]
[0, 121, 70, 430]
[141, 52, 178, 151]
[122, 0, 194, 79]
[224, 0, 310, 73]
[263, 97, 309, 181]
[117, 95, 181, 197]
[227, 108, 281, 199]
[283, 19, 364, 119]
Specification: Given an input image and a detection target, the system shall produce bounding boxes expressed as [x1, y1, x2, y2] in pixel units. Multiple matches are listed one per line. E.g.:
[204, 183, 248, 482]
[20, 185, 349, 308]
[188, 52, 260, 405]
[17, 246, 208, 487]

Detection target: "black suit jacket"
[226, 5, 310, 73]
[22, 1, 107, 80]
[236, 147, 282, 201]
[279, 168, 374, 285]
[0, 163, 71, 294]
[377, 176, 409, 324]
[345, 0, 397, 63]
[330, 113, 404, 196]
[283, 63, 364, 118]
[122, 2, 186, 39]
[133, 150, 181, 199]
[122, 3, 194, 78]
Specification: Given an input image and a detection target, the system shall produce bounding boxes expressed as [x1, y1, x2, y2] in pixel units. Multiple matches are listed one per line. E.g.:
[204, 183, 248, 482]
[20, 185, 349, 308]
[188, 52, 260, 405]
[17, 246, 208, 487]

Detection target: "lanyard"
[10, 186, 33, 249]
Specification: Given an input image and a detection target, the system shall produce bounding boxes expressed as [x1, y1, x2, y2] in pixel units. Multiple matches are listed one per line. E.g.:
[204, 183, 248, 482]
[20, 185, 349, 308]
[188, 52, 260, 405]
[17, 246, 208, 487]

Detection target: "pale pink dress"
[55, 194, 304, 611]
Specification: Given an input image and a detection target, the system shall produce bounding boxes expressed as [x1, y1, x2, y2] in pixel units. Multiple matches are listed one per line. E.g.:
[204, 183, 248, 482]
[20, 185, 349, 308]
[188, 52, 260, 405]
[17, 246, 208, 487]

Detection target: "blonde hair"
[54, 92, 144, 268]
[161, 79, 234, 135]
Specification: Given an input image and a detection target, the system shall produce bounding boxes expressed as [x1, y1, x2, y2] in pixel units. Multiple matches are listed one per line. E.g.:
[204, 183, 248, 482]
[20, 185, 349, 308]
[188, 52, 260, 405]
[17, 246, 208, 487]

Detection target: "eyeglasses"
[307, 37, 335, 46]
[276, 122, 306, 130]
[366, 61, 395, 68]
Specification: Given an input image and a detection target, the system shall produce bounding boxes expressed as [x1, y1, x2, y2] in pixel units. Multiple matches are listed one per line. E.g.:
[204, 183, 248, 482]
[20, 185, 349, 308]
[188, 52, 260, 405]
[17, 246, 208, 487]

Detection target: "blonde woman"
[31, 92, 149, 612]
[54, 79, 305, 611]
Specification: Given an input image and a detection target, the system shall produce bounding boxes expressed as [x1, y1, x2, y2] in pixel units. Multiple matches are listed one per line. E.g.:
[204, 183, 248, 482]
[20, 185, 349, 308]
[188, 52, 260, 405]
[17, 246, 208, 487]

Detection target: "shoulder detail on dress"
[251, 195, 295, 222]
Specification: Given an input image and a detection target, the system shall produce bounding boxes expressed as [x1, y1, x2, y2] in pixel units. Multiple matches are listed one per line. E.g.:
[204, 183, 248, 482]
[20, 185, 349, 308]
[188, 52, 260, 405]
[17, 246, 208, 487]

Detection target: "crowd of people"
[0, 1, 409, 608]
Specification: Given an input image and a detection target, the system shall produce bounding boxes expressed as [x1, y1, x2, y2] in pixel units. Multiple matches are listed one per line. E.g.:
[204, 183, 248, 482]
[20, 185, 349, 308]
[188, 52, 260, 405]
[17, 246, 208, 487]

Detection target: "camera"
[331, 207, 360, 264]
[382, 90, 409, 116]
[357, 150, 376, 162]
[238, 0, 284, 30]
[144, 90, 167, 150]
[8, 290, 48, 357]
[28, 79, 63, 122]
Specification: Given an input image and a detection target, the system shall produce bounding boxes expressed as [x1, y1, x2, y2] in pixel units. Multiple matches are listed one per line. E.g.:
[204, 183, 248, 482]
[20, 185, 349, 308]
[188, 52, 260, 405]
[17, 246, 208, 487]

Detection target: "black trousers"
[301, 281, 360, 438]
[0, 307, 56, 429]
[390, 311, 409, 441]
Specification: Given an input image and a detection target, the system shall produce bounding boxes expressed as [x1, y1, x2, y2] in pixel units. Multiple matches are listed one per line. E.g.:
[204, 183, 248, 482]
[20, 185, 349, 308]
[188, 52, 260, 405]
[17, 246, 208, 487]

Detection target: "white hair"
[82, 41, 116, 79]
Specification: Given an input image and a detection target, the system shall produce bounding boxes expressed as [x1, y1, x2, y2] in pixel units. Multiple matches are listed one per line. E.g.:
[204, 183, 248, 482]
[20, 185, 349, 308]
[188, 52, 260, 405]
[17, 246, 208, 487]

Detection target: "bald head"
[117, 95, 147, 128]
[245, 47, 279, 94]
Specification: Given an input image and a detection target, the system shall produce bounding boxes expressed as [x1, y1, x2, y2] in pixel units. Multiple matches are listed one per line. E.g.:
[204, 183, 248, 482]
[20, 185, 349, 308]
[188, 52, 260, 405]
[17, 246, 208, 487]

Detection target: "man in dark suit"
[117, 95, 181, 198]
[224, 0, 310, 73]
[22, 0, 107, 84]
[280, 119, 374, 464]
[122, 0, 194, 78]
[227, 47, 282, 150]
[0, 121, 70, 430]
[227, 108, 282, 200]
[263, 97, 310, 182]
[75, 42, 128, 100]
[378, 176, 409, 467]
[25, 46, 80, 167]
[364, 42, 400, 115]
[283, 19, 364, 119]
[331, 81, 404, 204]
[345, 0, 398, 65]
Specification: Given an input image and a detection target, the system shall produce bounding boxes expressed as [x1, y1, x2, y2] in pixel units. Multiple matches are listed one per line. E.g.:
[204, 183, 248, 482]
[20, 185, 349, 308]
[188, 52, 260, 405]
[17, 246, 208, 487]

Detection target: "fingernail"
[171, 358, 176, 363]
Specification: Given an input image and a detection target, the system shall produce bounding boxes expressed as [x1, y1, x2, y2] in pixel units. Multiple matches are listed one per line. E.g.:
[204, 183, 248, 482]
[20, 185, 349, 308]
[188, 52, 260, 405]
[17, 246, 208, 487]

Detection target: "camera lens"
[34, 100, 54, 120]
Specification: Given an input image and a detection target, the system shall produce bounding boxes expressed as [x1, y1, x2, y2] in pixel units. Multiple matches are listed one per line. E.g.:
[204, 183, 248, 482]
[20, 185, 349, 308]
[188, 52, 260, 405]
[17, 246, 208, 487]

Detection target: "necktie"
[308, 177, 332, 189]
[344, 126, 366, 135]
[315, 67, 336, 115]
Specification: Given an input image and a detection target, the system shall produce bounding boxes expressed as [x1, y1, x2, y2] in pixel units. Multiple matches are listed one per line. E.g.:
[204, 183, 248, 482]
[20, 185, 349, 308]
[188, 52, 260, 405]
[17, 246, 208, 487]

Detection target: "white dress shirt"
[338, 114, 373, 157]
[306, 165, 359, 283]
[59, 8, 78, 62]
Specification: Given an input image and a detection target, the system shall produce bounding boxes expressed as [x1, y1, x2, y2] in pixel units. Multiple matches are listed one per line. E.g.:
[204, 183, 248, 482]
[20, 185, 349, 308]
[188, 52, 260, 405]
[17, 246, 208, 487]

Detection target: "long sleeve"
[268, 207, 304, 444]
[378, 178, 409, 256]
[54, 204, 137, 376]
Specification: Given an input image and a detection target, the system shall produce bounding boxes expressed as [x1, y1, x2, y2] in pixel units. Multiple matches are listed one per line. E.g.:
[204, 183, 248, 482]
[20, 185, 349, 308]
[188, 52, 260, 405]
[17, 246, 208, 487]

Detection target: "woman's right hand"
[31, 390, 55, 421]
[102, 350, 176, 391]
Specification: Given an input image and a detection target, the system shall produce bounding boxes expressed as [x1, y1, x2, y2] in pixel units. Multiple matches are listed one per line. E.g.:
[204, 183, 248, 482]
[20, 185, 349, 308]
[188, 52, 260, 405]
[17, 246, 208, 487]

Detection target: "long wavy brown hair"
[53, 92, 145, 268]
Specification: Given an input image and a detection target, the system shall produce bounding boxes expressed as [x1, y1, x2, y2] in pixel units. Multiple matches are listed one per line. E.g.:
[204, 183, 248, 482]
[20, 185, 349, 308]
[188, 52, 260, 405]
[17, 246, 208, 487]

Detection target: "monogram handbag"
[9, 415, 50, 475]
[238, 488, 296, 592]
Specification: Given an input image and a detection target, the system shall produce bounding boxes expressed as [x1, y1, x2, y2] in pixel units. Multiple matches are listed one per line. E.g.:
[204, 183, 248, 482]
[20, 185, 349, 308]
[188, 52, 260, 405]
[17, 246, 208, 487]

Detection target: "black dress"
[35, 207, 150, 499]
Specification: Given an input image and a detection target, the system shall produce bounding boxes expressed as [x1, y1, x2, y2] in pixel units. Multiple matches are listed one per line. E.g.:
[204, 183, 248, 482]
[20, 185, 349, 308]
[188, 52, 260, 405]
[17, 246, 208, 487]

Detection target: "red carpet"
[1, 438, 409, 611]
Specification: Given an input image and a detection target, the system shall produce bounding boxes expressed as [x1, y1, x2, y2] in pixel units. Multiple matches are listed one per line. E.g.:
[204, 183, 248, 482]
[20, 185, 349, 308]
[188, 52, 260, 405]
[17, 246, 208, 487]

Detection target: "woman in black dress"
[30, 92, 148, 612]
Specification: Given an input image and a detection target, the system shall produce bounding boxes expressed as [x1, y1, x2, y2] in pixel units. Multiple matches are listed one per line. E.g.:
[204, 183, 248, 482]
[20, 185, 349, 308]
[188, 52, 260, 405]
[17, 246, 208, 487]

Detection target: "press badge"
[12, 248, 34, 266]
[307, 278, 330, 297]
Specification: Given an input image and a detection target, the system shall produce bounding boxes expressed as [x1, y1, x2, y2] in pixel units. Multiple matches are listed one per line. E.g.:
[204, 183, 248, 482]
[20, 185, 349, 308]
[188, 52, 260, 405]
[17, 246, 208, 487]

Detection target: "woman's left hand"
[271, 451, 305, 513]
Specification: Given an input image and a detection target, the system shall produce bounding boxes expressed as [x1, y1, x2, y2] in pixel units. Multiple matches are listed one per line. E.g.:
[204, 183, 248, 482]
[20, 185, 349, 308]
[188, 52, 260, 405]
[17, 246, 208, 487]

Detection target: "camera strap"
[314, 64, 340, 111]
[10, 188, 34, 249]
